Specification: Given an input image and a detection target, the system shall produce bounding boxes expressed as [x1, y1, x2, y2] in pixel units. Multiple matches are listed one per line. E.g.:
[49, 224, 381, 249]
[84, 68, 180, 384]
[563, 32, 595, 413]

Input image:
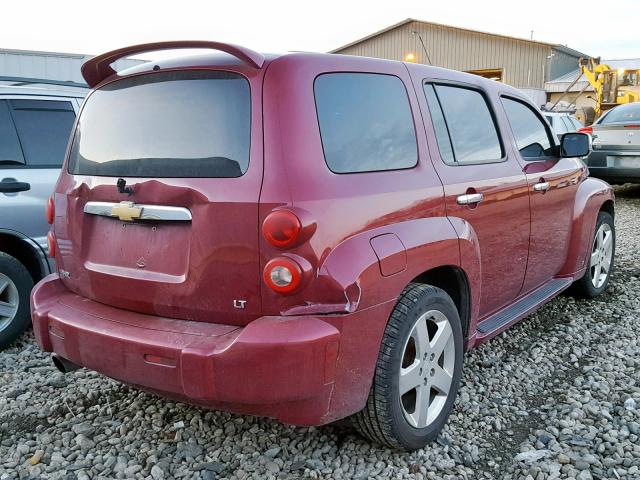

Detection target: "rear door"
[420, 81, 530, 318]
[0, 97, 78, 248]
[500, 96, 583, 294]
[54, 69, 264, 326]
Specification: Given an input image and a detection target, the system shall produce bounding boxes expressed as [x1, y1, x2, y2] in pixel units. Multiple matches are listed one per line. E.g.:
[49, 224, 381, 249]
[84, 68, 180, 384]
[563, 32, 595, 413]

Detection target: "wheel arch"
[0, 230, 50, 283]
[600, 199, 615, 218]
[410, 265, 471, 342]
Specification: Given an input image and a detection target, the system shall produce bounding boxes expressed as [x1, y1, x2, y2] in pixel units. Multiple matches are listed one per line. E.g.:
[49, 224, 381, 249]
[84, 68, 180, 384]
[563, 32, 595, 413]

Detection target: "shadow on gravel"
[613, 183, 640, 199]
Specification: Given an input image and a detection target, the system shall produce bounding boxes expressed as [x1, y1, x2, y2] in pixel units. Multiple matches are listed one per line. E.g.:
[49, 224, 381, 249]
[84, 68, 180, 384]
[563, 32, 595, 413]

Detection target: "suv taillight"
[578, 126, 593, 135]
[262, 210, 302, 248]
[47, 230, 56, 258]
[46, 196, 55, 224]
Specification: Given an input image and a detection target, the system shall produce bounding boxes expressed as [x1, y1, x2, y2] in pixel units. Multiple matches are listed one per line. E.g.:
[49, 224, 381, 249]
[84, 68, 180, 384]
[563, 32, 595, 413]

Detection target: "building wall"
[548, 49, 581, 83]
[335, 20, 558, 89]
[0, 49, 145, 84]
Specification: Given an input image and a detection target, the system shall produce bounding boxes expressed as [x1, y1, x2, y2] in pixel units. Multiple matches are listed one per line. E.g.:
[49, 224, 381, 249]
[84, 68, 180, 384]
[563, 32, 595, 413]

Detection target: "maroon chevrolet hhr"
[31, 41, 615, 450]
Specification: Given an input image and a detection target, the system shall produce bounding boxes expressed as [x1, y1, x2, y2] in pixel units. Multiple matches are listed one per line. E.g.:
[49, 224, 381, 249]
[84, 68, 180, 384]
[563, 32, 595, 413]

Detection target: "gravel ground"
[1, 185, 639, 480]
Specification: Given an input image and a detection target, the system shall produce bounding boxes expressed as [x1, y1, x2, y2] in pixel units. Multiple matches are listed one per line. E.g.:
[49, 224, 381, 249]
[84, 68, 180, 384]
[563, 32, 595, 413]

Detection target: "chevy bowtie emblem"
[111, 201, 142, 221]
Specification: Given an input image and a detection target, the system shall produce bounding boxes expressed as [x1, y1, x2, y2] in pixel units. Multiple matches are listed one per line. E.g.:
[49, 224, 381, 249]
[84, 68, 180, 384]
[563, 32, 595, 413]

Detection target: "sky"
[2, 0, 638, 60]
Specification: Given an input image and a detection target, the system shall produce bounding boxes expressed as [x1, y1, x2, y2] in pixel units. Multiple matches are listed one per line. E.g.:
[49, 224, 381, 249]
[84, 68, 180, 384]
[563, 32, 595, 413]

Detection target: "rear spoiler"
[81, 41, 265, 88]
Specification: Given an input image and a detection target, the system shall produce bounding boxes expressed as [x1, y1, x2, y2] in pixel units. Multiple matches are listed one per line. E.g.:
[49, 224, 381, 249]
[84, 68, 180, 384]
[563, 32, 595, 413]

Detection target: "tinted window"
[502, 97, 555, 159]
[10, 100, 75, 167]
[428, 84, 503, 164]
[69, 71, 251, 178]
[424, 85, 455, 164]
[314, 73, 417, 173]
[0, 101, 24, 165]
[599, 103, 640, 124]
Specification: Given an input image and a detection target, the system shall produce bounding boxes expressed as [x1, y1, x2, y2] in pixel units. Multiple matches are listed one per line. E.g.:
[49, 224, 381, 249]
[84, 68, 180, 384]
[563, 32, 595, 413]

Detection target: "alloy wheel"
[0, 273, 19, 332]
[590, 223, 613, 289]
[399, 309, 455, 428]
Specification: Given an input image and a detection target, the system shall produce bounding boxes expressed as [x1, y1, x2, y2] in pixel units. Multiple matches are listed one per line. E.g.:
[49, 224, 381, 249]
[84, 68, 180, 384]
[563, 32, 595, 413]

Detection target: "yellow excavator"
[550, 57, 639, 125]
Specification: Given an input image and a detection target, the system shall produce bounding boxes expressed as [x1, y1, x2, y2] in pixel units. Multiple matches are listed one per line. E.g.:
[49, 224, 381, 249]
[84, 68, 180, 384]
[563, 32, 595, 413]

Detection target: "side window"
[9, 99, 76, 167]
[553, 116, 569, 135]
[423, 85, 455, 164]
[501, 97, 555, 159]
[560, 116, 574, 133]
[424, 83, 503, 165]
[314, 73, 418, 173]
[570, 116, 584, 129]
[0, 100, 25, 166]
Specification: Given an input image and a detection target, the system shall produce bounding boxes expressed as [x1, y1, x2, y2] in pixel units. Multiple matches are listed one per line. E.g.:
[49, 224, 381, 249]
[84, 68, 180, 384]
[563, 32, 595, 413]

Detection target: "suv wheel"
[352, 283, 464, 450]
[571, 211, 615, 298]
[0, 252, 34, 349]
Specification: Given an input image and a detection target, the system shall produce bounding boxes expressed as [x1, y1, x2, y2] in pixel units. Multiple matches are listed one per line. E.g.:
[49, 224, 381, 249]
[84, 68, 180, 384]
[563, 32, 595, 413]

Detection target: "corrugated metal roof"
[0, 48, 146, 84]
[331, 18, 589, 57]
[545, 58, 640, 92]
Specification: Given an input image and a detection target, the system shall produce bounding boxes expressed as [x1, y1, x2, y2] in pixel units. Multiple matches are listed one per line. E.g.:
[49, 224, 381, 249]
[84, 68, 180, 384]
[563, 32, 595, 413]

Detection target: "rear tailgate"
[592, 122, 640, 149]
[53, 68, 265, 326]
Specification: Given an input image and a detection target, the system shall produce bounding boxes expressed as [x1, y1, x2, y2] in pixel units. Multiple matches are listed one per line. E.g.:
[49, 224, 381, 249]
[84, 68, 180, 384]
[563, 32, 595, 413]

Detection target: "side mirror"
[560, 132, 591, 158]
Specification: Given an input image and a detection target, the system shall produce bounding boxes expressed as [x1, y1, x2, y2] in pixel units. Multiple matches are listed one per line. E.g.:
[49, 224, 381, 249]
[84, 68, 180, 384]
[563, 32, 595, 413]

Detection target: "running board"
[476, 278, 573, 337]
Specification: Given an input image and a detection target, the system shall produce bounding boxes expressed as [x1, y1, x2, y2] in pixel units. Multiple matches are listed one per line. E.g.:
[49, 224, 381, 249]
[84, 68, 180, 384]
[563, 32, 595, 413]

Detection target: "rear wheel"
[572, 211, 615, 298]
[352, 284, 463, 450]
[0, 252, 33, 349]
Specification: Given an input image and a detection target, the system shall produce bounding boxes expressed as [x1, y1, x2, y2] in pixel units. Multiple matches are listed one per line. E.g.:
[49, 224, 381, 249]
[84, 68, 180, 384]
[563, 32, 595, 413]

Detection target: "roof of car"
[0, 77, 88, 97]
[115, 50, 518, 94]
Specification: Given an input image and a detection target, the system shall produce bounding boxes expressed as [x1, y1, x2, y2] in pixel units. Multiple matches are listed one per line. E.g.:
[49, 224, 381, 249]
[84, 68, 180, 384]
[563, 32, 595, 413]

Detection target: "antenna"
[411, 31, 433, 65]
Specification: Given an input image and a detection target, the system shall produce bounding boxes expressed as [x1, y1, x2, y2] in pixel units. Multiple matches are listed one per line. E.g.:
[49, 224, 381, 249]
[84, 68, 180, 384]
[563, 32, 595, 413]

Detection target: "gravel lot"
[1, 185, 639, 480]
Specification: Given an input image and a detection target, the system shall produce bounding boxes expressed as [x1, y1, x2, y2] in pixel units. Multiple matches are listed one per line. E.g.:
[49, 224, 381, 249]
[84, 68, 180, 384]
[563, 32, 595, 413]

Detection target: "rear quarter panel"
[261, 53, 460, 315]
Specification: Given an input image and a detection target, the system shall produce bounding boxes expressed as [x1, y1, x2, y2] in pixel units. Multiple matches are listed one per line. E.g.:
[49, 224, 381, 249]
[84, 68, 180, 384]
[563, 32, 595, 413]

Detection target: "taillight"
[47, 230, 56, 258]
[578, 126, 593, 135]
[263, 257, 302, 293]
[46, 196, 55, 224]
[262, 210, 302, 248]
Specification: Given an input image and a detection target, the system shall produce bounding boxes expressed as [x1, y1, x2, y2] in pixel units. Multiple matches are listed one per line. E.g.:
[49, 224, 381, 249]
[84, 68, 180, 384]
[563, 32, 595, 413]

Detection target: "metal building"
[0, 48, 145, 85]
[331, 18, 588, 105]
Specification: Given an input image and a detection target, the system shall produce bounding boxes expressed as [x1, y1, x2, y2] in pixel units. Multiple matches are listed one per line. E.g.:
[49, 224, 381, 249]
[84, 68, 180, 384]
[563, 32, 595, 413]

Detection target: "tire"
[0, 252, 34, 349]
[352, 283, 464, 450]
[571, 211, 615, 298]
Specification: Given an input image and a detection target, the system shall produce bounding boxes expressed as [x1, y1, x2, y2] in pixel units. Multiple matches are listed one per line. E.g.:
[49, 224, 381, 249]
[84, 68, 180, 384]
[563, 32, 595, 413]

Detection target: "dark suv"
[31, 42, 614, 450]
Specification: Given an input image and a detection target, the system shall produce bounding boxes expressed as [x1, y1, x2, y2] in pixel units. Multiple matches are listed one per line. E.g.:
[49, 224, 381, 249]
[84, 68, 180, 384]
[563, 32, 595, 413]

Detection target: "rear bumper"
[31, 274, 376, 426]
[586, 150, 640, 183]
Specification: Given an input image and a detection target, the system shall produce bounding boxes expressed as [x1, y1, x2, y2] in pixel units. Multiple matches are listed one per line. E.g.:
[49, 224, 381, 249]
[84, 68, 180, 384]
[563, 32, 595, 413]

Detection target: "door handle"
[456, 193, 484, 205]
[0, 179, 31, 193]
[533, 181, 550, 192]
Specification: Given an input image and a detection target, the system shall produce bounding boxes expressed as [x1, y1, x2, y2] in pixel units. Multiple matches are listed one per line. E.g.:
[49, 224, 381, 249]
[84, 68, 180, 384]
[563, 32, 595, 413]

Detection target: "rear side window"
[69, 71, 251, 178]
[9, 100, 76, 167]
[424, 84, 503, 165]
[502, 97, 555, 159]
[0, 101, 24, 165]
[314, 73, 418, 173]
